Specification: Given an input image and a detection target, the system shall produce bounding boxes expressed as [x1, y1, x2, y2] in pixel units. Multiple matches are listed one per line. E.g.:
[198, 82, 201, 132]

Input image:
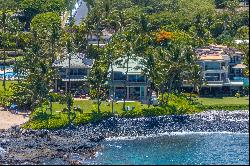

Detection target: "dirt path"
[0, 108, 29, 130]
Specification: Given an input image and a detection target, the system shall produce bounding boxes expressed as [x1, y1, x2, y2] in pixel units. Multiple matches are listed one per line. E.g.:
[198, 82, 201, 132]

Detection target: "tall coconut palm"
[0, 0, 17, 91]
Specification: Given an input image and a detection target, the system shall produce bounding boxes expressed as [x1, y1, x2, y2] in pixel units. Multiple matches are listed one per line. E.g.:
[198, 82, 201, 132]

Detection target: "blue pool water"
[91, 132, 249, 165]
[0, 65, 17, 78]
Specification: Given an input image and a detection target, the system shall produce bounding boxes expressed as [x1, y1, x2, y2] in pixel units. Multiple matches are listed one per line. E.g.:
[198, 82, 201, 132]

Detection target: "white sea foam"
[105, 131, 249, 141]
[106, 144, 122, 148]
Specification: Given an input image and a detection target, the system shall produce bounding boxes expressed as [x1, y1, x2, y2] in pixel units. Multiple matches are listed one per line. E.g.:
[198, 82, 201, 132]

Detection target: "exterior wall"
[112, 86, 147, 101]
[54, 67, 91, 93]
[239, 0, 249, 6]
[59, 68, 90, 79]
[109, 72, 149, 101]
[193, 45, 248, 96]
[198, 61, 229, 83]
[228, 55, 244, 79]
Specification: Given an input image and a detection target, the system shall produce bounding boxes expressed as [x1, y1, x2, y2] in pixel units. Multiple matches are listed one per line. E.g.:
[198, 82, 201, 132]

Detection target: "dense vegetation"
[23, 94, 249, 130]
[0, 0, 249, 129]
[23, 93, 204, 129]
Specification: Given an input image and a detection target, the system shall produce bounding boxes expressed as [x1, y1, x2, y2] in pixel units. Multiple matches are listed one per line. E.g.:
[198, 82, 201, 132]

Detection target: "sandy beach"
[0, 108, 29, 130]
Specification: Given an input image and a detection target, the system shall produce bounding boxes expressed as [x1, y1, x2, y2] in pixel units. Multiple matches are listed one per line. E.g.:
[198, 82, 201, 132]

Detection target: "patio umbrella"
[232, 64, 247, 69]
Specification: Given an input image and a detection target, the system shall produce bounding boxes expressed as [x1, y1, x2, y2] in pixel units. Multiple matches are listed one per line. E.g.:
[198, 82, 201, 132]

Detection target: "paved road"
[74, 0, 88, 25]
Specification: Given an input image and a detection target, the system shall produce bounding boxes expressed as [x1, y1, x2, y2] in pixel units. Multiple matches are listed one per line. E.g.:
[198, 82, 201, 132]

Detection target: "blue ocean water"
[91, 132, 249, 165]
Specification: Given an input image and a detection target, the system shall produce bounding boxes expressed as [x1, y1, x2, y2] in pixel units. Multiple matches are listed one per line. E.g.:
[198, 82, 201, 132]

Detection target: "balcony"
[204, 81, 224, 87]
[231, 77, 249, 86]
[204, 66, 226, 71]
[128, 79, 146, 83]
[113, 74, 146, 83]
[61, 75, 88, 81]
[206, 81, 224, 84]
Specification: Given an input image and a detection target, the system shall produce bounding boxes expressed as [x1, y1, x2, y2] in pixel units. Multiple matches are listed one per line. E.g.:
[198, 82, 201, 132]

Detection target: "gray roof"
[109, 56, 144, 75]
[53, 53, 94, 69]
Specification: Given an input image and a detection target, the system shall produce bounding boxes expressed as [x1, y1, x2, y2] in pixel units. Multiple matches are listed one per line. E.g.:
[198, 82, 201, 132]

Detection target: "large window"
[137, 75, 145, 82]
[128, 75, 137, 82]
[78, 69, 88, 76]
[205, 73, 220, 81]
[70, 69, 78, 75]
[129, 87, 140, 100]
[205, 62, 221, 70]
[68, 68, 88, 76]
[128, 75, 145, 82]
[114, 72, 126, 80]
[115, 87, 126, 99]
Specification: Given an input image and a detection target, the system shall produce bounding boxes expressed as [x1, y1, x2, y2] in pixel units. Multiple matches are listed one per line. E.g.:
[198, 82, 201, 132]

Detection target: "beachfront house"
[183, 44, 248, 96]
[239, 0, 249, 7]
[228, 51, 246, 79]
[107, 56, 149, 102]
[87, 29, 114, 47]
[52, 53, 94, 96]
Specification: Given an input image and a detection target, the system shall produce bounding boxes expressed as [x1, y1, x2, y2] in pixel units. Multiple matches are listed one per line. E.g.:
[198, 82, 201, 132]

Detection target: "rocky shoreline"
[0, 110, 249, 165]
[0, 126, 105, 165]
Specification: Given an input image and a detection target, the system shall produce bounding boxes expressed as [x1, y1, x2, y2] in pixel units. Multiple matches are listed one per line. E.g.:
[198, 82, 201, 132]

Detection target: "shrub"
[74, 113, 93, 125]
[141, 107, 169, 117]
[235, 92, 241, 98]
[0, 90, 12, 107]
[23, 112, 69, 130]
[120, 109, 142, 118]
[202, 104, 249, 111]
[50, 93, 62, 102]
[90, 110, 113, 123]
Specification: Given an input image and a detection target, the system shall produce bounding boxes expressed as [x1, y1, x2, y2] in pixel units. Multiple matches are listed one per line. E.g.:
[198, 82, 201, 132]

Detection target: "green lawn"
[196, 97, 249, 106]
[25, 100, 151, 129]
[25, 95, 249, 130]
[51, 100, 149, 114]
[0, 80, 17, 91]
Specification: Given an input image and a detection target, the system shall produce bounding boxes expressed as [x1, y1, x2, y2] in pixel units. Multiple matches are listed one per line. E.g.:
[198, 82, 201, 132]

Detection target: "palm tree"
[65, 30, 75, 125]
[0, 0, 17, 91]
[164, 45, 194, 104]
[84, 0, 95, 11]
[1, 12, 7, 91]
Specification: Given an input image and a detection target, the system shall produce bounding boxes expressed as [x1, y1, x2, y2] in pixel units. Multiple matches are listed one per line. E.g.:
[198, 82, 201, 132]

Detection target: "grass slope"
[197, 97, 249, 105]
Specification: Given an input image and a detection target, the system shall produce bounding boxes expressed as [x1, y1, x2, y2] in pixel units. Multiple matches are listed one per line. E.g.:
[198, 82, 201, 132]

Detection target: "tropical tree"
[84, 0, 95, 11]
[0, 0, 18, 91]
[31, 12, 61, 63]
[19, 0, 65, 29]
[88, 58, 108, 113]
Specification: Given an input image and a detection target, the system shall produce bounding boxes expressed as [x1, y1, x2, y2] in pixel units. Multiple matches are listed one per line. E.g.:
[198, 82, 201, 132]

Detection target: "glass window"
[128, 75, 137, 82]
[70, 69, 74, 75]
[73, 69, 78, 75]
[59, 68, 66, 73]
[115, 87, 126, 99]
[205, 73, 220, 81]
[114, 72, 126, 80]
[78, 69, 87, 76]
[78, 69, 84, 75]
[129, 87, 140, 100]
[140, 87, 145, 100]
[137, 75, 145, 82]
[205, 62, 220, 70]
